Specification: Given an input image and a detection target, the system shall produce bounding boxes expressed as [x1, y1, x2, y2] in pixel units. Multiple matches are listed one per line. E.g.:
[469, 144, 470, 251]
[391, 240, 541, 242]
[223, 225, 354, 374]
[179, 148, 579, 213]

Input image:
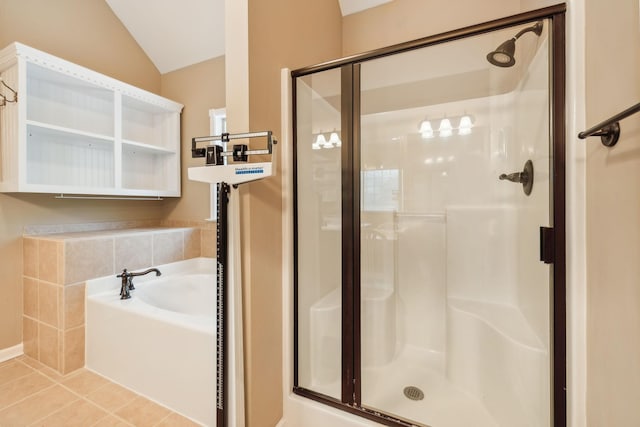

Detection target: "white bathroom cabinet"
[0, 42, 183, 197]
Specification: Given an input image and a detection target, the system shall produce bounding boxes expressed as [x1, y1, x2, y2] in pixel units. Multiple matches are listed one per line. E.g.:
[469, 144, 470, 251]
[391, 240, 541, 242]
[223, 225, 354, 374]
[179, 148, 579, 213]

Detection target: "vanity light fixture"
[418, 115, 475, 139]
[312, 131, 342, 149]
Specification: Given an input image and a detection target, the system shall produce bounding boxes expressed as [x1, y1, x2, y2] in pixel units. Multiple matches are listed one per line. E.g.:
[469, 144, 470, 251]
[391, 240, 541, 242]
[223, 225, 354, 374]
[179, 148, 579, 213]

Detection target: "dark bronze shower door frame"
[291, 4, 566, 426]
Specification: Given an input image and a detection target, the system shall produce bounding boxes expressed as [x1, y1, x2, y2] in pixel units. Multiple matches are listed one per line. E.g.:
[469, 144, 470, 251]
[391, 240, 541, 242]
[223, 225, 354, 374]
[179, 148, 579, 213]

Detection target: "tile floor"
[0, 355, 201, 426]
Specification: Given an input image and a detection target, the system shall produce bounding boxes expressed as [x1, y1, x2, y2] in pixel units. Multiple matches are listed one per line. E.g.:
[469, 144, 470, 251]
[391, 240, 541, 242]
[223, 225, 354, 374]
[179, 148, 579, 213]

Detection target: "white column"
[566, 1, 587, 426]
[225, 0, 249, 425]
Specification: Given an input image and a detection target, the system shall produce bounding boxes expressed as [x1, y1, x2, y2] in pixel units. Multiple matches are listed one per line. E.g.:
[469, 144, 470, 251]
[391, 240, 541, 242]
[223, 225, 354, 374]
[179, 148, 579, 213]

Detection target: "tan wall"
[341, 0, 558, 56]
[586, 0, 640, 425]
[161, 56, 227, 221]
[0, 0, 164, 349]
[244, 1, 342, 425]
[0, 0, 160, 93]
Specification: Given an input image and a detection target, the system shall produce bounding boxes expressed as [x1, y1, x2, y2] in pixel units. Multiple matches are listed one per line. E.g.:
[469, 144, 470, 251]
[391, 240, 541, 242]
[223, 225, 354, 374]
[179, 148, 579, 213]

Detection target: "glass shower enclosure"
[292, 6, 565, 427]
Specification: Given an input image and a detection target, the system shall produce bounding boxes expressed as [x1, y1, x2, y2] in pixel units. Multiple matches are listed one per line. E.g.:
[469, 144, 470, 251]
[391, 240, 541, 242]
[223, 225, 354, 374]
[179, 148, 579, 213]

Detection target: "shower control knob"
[499, 159, 534, 196]
[499, 171, 525, 183]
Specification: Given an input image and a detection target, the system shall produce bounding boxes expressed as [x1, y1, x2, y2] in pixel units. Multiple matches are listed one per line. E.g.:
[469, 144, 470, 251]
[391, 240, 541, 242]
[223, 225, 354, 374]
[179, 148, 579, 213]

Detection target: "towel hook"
[0, 77, 17, 104]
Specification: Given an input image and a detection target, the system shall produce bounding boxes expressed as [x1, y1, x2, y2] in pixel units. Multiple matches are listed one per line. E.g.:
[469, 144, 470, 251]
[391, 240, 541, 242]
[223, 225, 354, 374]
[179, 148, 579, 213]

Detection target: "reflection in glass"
[295, 68, 342, 400]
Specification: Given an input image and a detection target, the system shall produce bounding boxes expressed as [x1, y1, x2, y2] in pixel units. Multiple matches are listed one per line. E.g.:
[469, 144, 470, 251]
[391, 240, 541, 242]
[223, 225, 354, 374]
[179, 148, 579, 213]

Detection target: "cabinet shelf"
[26, 124, 114, 189]
[0, 42, 183, 197]
[26, 120, 115, 143]
[122, 139, 176, 155]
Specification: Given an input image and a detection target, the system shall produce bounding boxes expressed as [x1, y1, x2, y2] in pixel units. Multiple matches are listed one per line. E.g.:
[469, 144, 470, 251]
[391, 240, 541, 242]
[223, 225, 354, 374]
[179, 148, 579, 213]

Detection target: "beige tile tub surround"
[115, 234, 153, 272]
[22, 225, 214, 375]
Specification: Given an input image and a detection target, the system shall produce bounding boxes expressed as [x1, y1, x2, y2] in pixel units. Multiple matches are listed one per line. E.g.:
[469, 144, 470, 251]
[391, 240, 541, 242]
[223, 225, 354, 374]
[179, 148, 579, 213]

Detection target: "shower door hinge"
[540, 226, 555, 264]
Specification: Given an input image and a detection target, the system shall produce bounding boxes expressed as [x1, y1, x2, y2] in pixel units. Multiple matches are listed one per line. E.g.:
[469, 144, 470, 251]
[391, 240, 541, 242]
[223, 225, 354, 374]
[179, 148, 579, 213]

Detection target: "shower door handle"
[498, 160, 533, 196]
[540, 226, 555, 264]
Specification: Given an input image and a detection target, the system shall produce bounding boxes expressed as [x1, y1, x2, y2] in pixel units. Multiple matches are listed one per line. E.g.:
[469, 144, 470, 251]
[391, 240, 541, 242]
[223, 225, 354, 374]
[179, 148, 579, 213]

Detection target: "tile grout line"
[12, 362, 105, 424]
[27, 394, 89, 427]
[56, 372, 180, 426]
[0, 370, 58, 413]
[153, 410, 174, 427]
[87, 411, 113, 427]
[109, 395, 173, 427]
[111, 236, 116, 278]
[8, 375, 79, 427]
[17, 366, 129, 427]
[84, 395, 137, 427]
[11, 382, 79, 427]
[10, 357, 191, 426]
[25, 394, 82, 427]
[0, 360, 32, 381]
[81, 380, 136, 415]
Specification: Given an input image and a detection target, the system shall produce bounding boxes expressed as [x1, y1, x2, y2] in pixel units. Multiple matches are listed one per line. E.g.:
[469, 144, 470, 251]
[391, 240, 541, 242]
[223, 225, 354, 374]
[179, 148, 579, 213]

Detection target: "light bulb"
[458, 115, 473, 135]
[313, 134, 326, 150]
[419, 120, 434, 139]
[439, 118, 453, 137]
[320, 134, 333, 149]
[329, 132, 341, 147]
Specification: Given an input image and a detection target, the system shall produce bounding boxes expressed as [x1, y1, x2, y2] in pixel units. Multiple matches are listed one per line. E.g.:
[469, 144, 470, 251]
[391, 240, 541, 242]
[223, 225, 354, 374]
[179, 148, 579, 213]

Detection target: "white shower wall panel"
[446, 299, 549, 427]
[446, 205, 518, 305]
[395, 215, 446, 354]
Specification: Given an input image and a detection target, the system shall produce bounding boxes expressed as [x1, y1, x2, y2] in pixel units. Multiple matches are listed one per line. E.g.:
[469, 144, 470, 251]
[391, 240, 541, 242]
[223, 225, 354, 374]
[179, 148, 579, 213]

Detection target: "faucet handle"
[499, 172, 524, 183]
[116, 268, 160, 300]
[498, 159, 534, 196]
[116, 269, 136, 290]
[116, 269, 133, 299]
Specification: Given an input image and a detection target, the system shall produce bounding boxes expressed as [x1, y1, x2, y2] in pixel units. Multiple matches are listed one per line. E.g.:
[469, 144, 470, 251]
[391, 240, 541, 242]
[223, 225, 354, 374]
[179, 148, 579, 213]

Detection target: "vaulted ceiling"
[105, 0, 393, 74]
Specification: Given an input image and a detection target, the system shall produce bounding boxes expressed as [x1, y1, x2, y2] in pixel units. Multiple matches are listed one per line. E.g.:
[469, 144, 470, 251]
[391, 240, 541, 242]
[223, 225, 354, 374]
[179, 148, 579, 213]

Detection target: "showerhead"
[486, 21, 544, 68]
[487, 38, 516, 67]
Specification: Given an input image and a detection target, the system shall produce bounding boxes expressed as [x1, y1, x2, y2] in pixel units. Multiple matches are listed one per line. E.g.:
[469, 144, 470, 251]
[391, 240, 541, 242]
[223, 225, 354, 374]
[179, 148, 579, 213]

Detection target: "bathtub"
[86, 257, 216, 426]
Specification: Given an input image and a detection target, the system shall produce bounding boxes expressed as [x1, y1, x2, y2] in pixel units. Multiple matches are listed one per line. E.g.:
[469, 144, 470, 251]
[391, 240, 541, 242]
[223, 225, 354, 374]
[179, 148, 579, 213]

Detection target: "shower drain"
[403, 385, 424, 401]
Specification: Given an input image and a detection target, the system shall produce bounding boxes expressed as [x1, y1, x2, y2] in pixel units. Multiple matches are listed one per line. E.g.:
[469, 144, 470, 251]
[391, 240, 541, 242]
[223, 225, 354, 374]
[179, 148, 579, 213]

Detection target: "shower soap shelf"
[0, 42, 183, 197]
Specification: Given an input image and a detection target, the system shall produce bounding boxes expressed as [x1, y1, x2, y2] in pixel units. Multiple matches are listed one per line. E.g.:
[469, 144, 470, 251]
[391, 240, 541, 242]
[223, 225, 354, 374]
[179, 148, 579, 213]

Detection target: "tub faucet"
[116, 268, 161, 300]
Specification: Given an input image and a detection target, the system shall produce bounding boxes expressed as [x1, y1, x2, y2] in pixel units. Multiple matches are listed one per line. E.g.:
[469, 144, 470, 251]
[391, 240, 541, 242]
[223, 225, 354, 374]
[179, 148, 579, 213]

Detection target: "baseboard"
[275, 419, 286, 427]
[0, 343, 23, 363]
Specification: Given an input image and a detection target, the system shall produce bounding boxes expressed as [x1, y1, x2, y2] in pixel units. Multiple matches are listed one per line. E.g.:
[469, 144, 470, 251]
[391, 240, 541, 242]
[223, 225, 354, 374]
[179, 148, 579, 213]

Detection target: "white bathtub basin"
[136, 273, 216, 317]
[86, 257, 216, 426]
